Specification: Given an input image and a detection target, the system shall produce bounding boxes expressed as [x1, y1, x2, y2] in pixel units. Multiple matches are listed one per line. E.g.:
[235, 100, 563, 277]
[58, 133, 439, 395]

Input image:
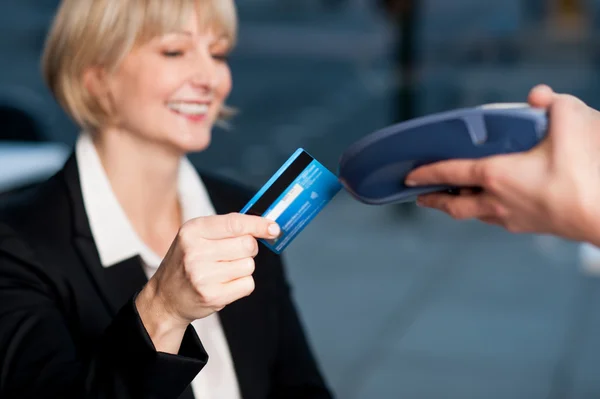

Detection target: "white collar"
[75, 132, 216, 268]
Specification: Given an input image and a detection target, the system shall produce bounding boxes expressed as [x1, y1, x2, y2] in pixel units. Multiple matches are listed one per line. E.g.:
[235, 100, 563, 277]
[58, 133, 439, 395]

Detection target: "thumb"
[528, 84, 556, 109]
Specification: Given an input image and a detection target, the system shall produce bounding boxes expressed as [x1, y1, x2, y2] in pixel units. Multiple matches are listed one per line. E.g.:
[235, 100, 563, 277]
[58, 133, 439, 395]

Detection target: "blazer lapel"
[63, 154, 148, 315]
[74, 235, 147, 314]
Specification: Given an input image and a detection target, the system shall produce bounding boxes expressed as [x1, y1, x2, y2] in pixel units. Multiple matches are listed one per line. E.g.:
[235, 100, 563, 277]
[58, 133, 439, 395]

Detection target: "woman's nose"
[190, 52, 219, 90]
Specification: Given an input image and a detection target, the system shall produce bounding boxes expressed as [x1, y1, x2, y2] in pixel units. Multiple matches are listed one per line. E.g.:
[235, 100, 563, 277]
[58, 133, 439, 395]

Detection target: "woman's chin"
[171, 130, 212, 154]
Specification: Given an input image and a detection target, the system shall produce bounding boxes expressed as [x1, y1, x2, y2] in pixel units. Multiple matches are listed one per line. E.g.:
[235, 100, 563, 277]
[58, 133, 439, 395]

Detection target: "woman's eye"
[212, 53, 229, 62]
[162, 50, 184, 57]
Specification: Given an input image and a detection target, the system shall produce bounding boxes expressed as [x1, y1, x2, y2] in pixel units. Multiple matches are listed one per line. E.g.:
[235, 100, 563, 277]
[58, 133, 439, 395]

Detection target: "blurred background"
[3, 0, 600, 397]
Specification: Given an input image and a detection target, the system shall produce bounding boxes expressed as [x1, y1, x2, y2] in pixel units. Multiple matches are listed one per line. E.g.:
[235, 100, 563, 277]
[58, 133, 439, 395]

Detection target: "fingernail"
[405, 180, 417, 186]
[268, 223, 280, 237]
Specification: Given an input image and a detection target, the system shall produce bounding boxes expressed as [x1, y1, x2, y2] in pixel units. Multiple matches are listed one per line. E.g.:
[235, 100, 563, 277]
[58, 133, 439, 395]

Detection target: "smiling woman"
[43, 0, 237, 140]
[0, 1, 333, 399]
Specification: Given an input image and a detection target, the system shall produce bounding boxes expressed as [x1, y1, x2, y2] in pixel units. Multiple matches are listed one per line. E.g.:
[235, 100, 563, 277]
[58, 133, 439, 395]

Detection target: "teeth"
[167, 102, 209, 115]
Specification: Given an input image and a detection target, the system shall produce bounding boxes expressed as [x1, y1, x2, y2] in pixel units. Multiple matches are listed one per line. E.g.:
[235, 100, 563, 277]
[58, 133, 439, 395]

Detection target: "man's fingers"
[186, 213, 280, 240]
[406, 159, 488, 187]
[528, 84, 556, 109]
[479, 216, 502, 226]
[416, 192, 496, 220]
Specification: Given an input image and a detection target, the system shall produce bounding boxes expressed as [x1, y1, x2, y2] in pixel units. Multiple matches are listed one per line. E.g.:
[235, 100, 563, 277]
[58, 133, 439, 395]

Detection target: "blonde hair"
[42, 0, 237, 131]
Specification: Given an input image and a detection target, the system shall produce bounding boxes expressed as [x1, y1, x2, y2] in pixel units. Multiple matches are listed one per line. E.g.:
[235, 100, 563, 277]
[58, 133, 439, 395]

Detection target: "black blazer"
[0, 153, 333, 399]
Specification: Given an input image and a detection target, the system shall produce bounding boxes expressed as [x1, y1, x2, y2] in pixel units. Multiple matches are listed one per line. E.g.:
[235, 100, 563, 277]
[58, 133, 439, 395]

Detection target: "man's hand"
[405, 84, 600, 245]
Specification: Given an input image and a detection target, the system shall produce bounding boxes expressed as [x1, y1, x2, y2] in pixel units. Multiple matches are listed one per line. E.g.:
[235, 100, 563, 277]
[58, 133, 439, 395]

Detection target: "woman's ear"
[83, 66, 116, 121]
[83, 67, 107, 100]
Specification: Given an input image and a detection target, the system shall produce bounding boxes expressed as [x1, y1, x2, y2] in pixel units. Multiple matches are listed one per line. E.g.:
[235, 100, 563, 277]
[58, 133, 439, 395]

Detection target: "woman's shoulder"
[0, 170, 72, 249]
[0, 176, 73, 289]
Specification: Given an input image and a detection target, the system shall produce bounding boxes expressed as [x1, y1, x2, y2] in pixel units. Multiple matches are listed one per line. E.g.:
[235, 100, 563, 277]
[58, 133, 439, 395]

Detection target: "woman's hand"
[135, 212, 280, 353]
[405, 84, 600, 245]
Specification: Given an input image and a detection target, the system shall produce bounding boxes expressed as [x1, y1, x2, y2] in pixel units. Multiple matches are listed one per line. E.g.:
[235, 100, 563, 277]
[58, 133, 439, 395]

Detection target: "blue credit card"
[240, 148, 341, 254]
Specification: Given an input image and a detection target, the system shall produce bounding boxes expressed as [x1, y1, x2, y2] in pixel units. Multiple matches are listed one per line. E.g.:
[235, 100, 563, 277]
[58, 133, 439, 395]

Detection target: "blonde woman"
[0, 1, 333, 398]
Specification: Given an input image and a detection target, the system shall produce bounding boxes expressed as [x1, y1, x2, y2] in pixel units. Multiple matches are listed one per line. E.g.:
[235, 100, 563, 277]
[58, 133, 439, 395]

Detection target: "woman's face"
[99, 12, 232, 153]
